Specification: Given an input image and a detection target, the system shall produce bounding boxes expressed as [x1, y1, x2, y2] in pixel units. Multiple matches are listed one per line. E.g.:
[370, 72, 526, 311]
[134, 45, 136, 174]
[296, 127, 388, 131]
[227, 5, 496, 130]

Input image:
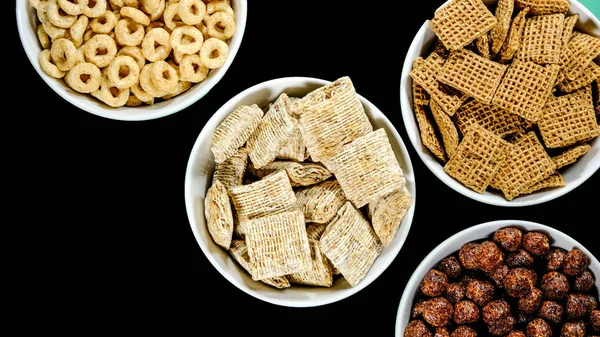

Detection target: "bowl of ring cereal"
[400, 0, 600, 206]
[184, 76, 417, 307]
[395, 219, 600, 337]
[16, 0, 247, 121]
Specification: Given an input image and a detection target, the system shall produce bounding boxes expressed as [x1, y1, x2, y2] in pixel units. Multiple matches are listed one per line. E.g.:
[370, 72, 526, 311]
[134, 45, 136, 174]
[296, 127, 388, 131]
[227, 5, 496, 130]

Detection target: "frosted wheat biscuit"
[211, 104, 264, 164]
[320, 202, 383, 287]
[498, 7, 530, 64]
[538, 87, 600, 148]
[367, 185, 413, 247]
[229, 171, 297, 222]
[430, 99, 460, 159]
[443, 124, 513, 193]
[247, 161, 331, 187]
[490, 0, 514, 57]
[412, 58, 431, 106]
[212, 147, 248, 191]
[276, 127, 309, 162]
[552, 144, 592, 169]
[514, 0, 569, 15]
[410, 52, 469, 116]
[561, 14, 579, 46]
[454, 98, 524, 138]
[414, 103, 447, 163]
[519, 13, 565, 65]
[228, 240, 291, 289]
[491, 60, 560, 122]
[306, 223, 340, 275]
[325, 129, 406, 209]
[295, 76, 372, 163]
[245, 209, 311, 280]
[204, 179, 233, 250]
[247, 93, 297, 168]
[295, 180, 347, 224]
[559, 32, 600, 81]
[557, 61, 600, 93]
[287, 238, 334, 287]
[428, 0, 497, 51]
[476, 33, 491, 59]
[437, 49, 508, 104]
[490, 132, 556, 200]
[521, 173, 565, 195]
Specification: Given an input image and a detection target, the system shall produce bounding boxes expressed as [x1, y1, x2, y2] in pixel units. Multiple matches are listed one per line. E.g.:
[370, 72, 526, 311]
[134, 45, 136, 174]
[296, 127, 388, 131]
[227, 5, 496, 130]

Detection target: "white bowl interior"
[395, 219, 600, 337]
[399, 0, 600, 207]
[15, 0, 247, 121]
[184, 77, 417, 307]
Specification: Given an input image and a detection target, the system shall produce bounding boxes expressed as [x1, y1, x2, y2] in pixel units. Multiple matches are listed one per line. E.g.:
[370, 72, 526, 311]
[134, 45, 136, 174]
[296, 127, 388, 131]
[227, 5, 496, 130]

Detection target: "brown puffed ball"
[560, 320, 586, 337]
[487, 263, 510, 288]
[506, 249, 534, 268]
[459, 243, 480, 270]
[518, 287, 543, 314]
[405, 319, 432, 337]
[545, 248, 567, 271]
[450, 326, 477, 337]
[466, 279, 495, 306]
[434, 327, 450, 337]
[539, 300, 564, 324]
[439, 256, 463, 279]
[476, 241, 504, 273]
[493, 227, 523, 252]
[563, 249, 589, 277]
[503, 268, 536, 298]
[506, 331, 526, 337]
[445, 283, 466, 303]
[573, 271, 594, 292]
[566, 293, 596, 320]
[540, 271, 569, 300]
[412, 300, 428, 318]
[453, 300, 480, 325]
[423, 297, 454, 327]
[590, 310, 600, 332]
[526, 318, 552, 337]
[483, 299, 512, 325]
[421, 269, 449, 297]
[522, 232, 550, 256]
[488, 315, 516, 336]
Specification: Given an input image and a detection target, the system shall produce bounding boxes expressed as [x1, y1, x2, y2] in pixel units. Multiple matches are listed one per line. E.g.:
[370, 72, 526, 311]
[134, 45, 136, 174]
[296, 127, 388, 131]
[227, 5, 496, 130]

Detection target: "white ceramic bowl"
[400, 0, 600, 207]
[184, 76, 417, 307]
[395, 219, 600, 337]
[16, 0, 247, 121]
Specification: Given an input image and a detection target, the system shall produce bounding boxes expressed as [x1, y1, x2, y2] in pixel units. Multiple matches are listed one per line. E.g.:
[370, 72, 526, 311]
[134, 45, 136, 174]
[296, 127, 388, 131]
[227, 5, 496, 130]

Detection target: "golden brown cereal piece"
[247, 161, 332, 187]
[498, 8, 529, 64]
[83, 33, 118, 68]
[538, 87, 600, 148]
[519, 13, 565, 65]
[296, 76, 373, 163]
[179, 54, 209, 83]
[228, 240, 291, 289]
[367, 185, 413, 247]
[177, 0, 206, 25]
[142, 27, 172, 62]
[120, 6, 151, 26]
[557, 61, 600, 93]
[199, 37, 229, 69]
[552, 144, 592, 169]
[325, 129, 406, 209]
[413, 58, 431, 106]
[454, 98, 524, 138]
[490, 0, 514, 57]
[515, 0, 569, 15]
[64, 62, 103, 93]
[490, 132, 557, 200]
[295, 180, 347, 224]
[82, 0, 108, 18]
[520, 173, 565, 195]
[170, 25, 204, 55]
[428, 0, 497, 51]
[561, 14, 579, 46]
[443, 124, 513, 194]
[559, 32, 600, 81]
[413, 103, 447, 163]
[286, 238, 334, 287]
[320, 202, 383, 287]
[204, 179, 233, 250]
[90, 10, 118, 34]
[47, 0, 77, 28]
[438, 49, 508, 105]
[50, 38, 80, 72]
[430, 99, 460, 159]
[246, 94, 297, 168]
[229, 170, 296, 223]
[410, 52, 469, 116]
[244, 209, 311, 281]
[205, 11, 236, 40]
[114, 18, 145, 46]
[212, 147, 248, 191]
[475, 33, 491, 59]
[211, 104, 264, 164]
[105, 55, 140, 89]
[491, 60, 560, 123]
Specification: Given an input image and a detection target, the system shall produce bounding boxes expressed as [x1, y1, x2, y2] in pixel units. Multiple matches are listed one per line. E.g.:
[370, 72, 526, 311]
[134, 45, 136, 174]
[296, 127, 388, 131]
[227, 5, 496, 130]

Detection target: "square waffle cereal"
[430, 99, 460, 159]
[454, 98, 526, 138]
[498, 8, 530, 64]
[229, 240, 291, 289]
[490, 0, 515, 57]
[558, 32, 600, 82]
[557, 61, 600, 93]
[514, 0, 570, 16]
[519, 13, 565, 65]
[521, 173, 565, 195]
[552, 144, 592, 169]
[414, 103, 447, 163]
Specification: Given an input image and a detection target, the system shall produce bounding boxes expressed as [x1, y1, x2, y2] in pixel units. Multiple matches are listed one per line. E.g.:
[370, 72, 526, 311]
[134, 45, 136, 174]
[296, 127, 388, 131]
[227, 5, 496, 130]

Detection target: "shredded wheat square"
[519, 13, 565, 65]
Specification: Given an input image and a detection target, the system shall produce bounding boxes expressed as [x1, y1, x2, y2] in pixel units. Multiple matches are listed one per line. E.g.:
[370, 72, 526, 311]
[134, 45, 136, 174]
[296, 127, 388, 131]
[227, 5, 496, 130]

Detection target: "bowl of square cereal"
[395, 219, 600, 337]
[16, 0, 246, 121]
[184, 76, 416, 307]
[400, 0, 600, 206]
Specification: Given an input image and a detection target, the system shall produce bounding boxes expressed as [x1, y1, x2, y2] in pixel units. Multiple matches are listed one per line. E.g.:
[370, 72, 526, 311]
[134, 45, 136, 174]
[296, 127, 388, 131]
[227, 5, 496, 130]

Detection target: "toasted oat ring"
[120, 6, 151, 26]
[179, 53, 208, 82]
[114, 18, 145, 46]
[57, 0, 84, 15]
[90, 9, 118, 33]
[69, 15, 89, 46]
[51, 38, 80, 71]
[170, 25, 204, 54]
[37, 24, 52, 49]
[116, 45, 146, 70]
[146, 0, 165, 21]
[130, 81, 155, 102]
[150, 60, 179, 92]
[199, 37, 228, 69]
[31, 0, 50, 11]
[110, 0, 125, 9]
[83, 33, 118, 68]
[82, 0, 107, 17]
[106, 55, 140, 88]
[206, 0, 233, 17]
[91, 75, 130, 107]
[142, 27, 172, 62]
[205, 11, 235, 40]
[39, 49, 66, 78]
[177, 0, 205, 25]
[139, 63, 168, 97]
[162, 80, 192, 100]
[64, 61, 102, 93]
[140, 0, 160, 13]
[163, 3, 185, 30]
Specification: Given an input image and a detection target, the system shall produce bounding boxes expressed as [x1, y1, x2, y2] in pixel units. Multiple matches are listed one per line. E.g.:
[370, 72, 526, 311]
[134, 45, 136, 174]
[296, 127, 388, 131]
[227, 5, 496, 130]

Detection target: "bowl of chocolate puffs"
[400, 0, 600, 206]
[184, 76, 416, 307]
[395, 219, 600, 337]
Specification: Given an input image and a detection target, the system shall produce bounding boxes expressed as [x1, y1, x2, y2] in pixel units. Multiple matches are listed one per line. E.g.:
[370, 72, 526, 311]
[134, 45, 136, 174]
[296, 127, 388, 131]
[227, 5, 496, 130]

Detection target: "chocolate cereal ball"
[445, 283, 466, 303]
[466, 279, 495, 306]
[518, 287, 543, 314]
[540, 271, 570, 300]
[526, 318, 552, 337]
[563, 248, 589, 277]
[573, 271, 594, 292]
[434, 327, 450, 337]
[482, 299, 512, 325]
[493, 227, 523, 252]
[421, 269, 449, 297]
[453, 300, 480, 325]
[439, 256, 463, 279]
[476, 241, 504, 273]
[412, 300, 428, 318]
[590, 310, 600, 332]
[561, 320, 586, 337]
[539, 300, 564, 324]
[423, 297, 454, 327]
[450, 326, 477, 337]
[503, 268, 536, 298]
[545, 248, 567, 271]
[506, 249, 534, 268]
[566, 293, 595, 320]
[506, 331, 526, 337]
[459, 243, 480, 270]
[405, 319, 432, 337]
[487, 263, 510, 288]
[488, 315, 516, 336]
[522, 232, 550, 256]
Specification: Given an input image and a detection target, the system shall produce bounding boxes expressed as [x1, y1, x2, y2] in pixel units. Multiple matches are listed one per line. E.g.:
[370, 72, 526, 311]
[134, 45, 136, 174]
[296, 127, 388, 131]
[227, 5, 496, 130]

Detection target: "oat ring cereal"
[170, 25, 204, 54]
[110, 0, 124, 8]
[114, 18, 145, 46]
[70, 15, 89, 46]
[37, 24, 52, 49]
[50, 38, 80, 71]
[199, 37, 229, 69]
[206, 0, 233, 17]
[31, 0, 49, 11]
[150, 60, 179, 92]
[106, 55, 140, 89]
[90, 10, 118, 34]
[84, 33, 118, 67]
[142, 27, 172, 62]
[120, 6, 151, 26]
[39, 49, 66, 78]
[205, 11, 235, 40]
[179, 53, 208, 83]
[64, 62, 102, 93]
[57, 0, 84, 15]
[47, 0, 77, 28]
[146, 0, 165, 21]
[140, 0, 160, 13]
[40, 12, 68, 40]
[178, 0, 206, 25]
[130, 81, 155, 102]
[91, 75, 130, 107]
[81, 0, 107, 17]
[116, 45, 146, 70]
[163, 3, 185, 30]
[139, 63, 168, 97]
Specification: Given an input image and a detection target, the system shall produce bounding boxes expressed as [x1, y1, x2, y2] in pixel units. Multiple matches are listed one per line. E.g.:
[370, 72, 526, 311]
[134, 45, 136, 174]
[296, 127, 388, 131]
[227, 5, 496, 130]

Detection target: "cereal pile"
[404, 226, 599, 337]
[30, 0, 236, 107]
[410, 0, 600, 200]
[204, 76, 413, 288]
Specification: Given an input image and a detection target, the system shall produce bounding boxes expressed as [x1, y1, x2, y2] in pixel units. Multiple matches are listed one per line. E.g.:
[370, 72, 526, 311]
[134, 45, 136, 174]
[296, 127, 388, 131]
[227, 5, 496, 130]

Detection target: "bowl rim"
[15, 0, 248, 121]
[394, 218, 600, 337]
[184, 76, 417, 307]
[399, 0, 600, 207]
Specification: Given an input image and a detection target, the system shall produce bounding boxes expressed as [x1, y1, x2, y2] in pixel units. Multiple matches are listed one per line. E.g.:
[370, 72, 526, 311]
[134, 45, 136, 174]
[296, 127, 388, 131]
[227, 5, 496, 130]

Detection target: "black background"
[13, 0, 599, 335]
